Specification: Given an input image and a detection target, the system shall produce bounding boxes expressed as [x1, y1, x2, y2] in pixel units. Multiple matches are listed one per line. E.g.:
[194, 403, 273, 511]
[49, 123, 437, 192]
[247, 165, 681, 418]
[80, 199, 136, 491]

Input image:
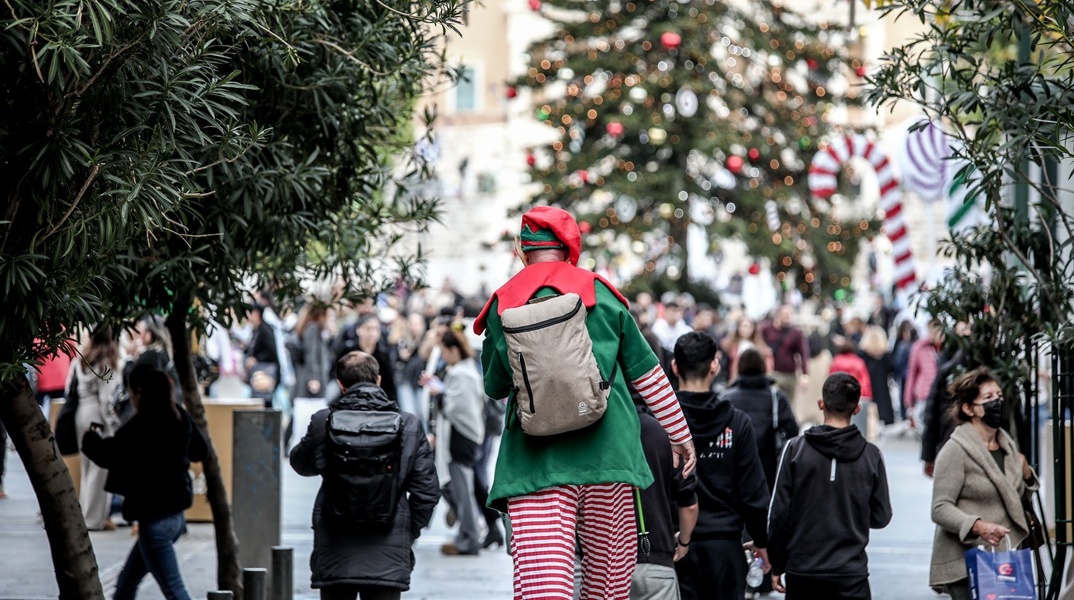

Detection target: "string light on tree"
[649, 127, 668, 145]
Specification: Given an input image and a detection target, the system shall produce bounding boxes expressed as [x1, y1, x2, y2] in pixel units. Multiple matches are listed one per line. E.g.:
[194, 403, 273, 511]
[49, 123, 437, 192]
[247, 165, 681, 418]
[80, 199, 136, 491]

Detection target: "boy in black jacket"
[671, 332, 771, 600]
[768, 372, 893, 600]
[631, 401, 699, 600]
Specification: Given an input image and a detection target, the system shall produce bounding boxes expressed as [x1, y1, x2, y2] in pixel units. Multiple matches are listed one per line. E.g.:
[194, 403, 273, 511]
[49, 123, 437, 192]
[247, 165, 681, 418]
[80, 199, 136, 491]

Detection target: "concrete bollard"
[207, 592, 234, 600]
[244, 568, 268, 600]
[233, 410, 283, 573]
[271, 546, 294, 600]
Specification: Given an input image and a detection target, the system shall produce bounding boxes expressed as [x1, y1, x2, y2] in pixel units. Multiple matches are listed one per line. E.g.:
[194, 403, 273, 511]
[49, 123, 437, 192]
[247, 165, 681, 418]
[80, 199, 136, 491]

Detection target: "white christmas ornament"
[628, 87, 648, 102]
[616, 195, 638, 222]
[690, 196, 715, 225]
[765, 200, 780, 232]
[675, 88, 699, 117]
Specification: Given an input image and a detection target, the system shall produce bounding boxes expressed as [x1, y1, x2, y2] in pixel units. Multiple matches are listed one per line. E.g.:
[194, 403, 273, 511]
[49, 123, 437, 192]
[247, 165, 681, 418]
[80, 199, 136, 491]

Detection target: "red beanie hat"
[519, 206, 582, 265]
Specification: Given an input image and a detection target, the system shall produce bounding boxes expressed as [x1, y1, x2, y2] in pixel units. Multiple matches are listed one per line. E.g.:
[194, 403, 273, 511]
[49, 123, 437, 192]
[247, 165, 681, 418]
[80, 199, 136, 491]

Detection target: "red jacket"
[904, 339, 939, 408]
[36, 347, 74, 394]
[828, 353, 873, 401]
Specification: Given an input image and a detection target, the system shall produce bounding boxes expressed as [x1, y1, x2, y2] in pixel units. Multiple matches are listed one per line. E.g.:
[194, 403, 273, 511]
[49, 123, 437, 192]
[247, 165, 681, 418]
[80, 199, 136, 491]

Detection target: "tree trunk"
[165, 297, 244, 600]
[0, 375, 104, 599]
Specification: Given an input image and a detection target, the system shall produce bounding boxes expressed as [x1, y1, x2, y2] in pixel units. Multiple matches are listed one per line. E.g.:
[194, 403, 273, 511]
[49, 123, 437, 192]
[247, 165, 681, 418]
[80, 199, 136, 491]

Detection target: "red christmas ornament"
[528, 0, 541, 10]
[748, 147, 761, 161]
[748, 262, 761, 276]
[806, 57, 819, 70]
[726, 155, 744, 174]
[579, 221, 593, 233]
[659, 31, 682, 50]
[506, 86, 518, 99]
[526, 153, 536, 167]
[606, 122, 625, 137]
[855, 64, 867, 78]
[579, 170, 590, 183]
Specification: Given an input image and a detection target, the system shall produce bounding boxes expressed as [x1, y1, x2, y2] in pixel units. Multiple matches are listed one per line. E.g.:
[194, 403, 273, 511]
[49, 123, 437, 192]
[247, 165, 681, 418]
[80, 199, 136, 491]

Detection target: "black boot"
[482, 523, 505, 549]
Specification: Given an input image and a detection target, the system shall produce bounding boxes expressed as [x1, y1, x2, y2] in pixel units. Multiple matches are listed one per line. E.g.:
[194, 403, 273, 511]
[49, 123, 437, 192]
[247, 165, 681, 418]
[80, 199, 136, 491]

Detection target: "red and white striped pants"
[508, 482, 637, 600]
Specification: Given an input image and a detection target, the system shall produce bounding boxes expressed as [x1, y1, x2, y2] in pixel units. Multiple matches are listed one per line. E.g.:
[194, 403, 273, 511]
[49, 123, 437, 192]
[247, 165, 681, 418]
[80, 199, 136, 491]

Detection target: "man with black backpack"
[290, 351, 440, 600]
[474, 206, 697, 600]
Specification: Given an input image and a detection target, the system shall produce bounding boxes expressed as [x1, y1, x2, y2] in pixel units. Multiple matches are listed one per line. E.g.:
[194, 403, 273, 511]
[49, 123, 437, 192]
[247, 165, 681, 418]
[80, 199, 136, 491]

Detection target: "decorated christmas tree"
[513, 0, 877, 299]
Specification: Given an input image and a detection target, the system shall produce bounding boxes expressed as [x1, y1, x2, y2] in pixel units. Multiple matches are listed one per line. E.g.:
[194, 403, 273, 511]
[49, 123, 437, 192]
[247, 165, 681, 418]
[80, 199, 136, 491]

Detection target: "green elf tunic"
[479, 277, 661, 511]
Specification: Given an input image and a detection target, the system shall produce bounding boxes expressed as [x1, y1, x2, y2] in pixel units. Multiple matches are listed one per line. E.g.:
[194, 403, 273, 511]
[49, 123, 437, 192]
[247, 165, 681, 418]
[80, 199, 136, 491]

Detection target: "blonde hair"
[859, 326, 888, 358]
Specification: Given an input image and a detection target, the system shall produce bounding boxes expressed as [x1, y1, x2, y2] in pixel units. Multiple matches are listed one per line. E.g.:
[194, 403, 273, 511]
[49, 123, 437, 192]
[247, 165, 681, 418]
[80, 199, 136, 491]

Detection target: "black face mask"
[980, 399, 1004, 429]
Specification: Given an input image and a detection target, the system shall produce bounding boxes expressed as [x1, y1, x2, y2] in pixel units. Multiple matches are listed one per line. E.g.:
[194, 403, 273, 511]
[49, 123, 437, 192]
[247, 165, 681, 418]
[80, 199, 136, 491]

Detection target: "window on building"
[455, 67, 477, 112]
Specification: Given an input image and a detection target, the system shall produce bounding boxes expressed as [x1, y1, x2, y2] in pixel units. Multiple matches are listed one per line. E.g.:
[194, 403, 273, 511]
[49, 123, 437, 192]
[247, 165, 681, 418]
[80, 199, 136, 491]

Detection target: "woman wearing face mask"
[928, 367, 1038, 600]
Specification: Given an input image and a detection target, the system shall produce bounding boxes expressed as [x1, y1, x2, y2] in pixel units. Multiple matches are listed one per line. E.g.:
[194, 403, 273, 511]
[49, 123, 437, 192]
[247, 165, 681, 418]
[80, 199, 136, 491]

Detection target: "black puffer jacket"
[82, 408, 207, 522]
[290, 382, 440, 590]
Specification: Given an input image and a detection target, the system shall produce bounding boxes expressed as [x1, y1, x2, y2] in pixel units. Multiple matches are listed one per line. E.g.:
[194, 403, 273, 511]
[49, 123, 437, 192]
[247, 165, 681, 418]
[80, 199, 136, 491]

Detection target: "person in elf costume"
[474, 206, 697, 600]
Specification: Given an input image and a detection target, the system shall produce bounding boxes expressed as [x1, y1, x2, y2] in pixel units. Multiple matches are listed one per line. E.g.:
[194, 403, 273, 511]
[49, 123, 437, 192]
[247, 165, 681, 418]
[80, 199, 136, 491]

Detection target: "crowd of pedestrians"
[5, 206, 1059, 600]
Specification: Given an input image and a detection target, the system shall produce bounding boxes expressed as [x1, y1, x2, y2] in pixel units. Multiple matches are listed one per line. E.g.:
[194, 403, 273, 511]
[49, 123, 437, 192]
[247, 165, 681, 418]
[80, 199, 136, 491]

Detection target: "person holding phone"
[82, 364, 208, 600]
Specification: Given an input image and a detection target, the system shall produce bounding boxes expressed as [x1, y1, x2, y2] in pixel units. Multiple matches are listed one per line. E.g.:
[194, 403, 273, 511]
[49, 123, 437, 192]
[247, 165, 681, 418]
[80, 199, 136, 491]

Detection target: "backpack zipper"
[501, 298, 583, 334]
[518, 352, 536, 414]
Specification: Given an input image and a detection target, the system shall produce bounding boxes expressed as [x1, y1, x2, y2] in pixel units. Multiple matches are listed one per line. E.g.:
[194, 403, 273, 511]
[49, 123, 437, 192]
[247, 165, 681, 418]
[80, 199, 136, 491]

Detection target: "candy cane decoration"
[902, 122, 953, 201]
[900, 120, 984, 232]
[808, 134, 917, 292]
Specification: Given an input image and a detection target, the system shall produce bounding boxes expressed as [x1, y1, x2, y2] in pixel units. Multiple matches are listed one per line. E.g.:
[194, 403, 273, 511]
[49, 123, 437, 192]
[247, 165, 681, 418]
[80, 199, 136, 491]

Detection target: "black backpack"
[323, 409, 404, 530]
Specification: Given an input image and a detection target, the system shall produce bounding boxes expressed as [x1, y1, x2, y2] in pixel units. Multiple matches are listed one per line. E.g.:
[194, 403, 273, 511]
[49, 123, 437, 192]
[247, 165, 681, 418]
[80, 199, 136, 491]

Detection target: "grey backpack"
[501, 293, 616, 436]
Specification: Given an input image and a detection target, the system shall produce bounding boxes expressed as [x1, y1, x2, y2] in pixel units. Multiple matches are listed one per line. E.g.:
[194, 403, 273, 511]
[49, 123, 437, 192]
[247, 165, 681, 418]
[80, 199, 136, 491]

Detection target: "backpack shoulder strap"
[771, 387, 780, 430]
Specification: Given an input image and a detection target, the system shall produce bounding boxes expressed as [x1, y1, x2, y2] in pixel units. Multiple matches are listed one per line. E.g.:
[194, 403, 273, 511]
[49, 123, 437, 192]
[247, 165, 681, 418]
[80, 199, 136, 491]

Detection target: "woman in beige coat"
[74, 326, 121, 530]
[929, 367, 1038, 600]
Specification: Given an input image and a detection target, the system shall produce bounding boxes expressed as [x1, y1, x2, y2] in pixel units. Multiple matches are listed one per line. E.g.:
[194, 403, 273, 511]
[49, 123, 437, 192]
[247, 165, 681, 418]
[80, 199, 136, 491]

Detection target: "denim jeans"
[114, 512, 190, 600]
[395, 382, 426, 431]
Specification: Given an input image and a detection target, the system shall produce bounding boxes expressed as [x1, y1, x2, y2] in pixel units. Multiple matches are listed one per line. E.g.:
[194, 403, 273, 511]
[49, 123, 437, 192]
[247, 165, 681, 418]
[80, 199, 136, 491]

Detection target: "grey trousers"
[447, 462, 481, 554]
[630, 563, 680, 600]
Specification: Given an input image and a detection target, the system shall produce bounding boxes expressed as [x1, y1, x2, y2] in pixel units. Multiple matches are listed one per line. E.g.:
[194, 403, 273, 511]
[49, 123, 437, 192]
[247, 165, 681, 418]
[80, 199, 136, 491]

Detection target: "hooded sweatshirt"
[723, 374, 800, 489]
[767, 424, 893, 578]
[676, 391, 769, 546]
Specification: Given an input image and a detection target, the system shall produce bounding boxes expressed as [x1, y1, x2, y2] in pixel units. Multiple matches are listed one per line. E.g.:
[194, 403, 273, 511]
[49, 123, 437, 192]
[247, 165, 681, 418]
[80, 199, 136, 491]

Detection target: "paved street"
[1, 432, 941, 599]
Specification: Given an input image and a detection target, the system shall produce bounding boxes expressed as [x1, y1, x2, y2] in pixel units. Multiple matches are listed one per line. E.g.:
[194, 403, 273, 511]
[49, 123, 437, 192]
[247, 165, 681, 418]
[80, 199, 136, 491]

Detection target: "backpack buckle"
[599, 380, 610, 391]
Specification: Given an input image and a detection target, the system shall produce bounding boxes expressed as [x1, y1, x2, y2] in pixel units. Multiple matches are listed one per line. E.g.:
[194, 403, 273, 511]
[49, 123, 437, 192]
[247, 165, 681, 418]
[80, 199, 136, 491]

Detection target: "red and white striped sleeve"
[632, 365, 692, 444]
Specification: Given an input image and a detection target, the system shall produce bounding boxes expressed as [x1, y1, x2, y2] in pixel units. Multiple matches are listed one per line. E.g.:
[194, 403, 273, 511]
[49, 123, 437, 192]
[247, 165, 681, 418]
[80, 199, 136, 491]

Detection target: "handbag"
[772, 388, 787, 454]
[54, 374, 80, 456]
[964, 539, 1036, 600]
[111, 383, 134, 426]
[1020, 495, 1047, 550]
[246, 362, 279, 401]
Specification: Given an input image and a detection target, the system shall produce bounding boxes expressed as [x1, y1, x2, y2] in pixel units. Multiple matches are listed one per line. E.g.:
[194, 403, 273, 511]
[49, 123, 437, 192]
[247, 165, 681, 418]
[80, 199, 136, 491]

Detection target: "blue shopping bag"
[965, 544, 1036, 600]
